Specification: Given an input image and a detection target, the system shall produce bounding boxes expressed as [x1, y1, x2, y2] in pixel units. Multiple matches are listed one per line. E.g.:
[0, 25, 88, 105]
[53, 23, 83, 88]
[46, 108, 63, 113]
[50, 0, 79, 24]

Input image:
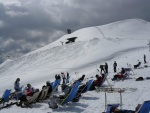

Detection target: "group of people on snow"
[13, 72, 70, 106]
[12, 54, 147, 108]
[13, 70, 107, 107]
[99, 54, 147, 81]
[100, 61, 117, 74]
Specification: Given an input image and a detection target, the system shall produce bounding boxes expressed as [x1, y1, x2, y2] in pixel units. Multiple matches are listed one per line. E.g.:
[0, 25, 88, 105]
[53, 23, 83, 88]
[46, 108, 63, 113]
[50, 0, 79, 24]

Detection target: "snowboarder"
[113, 61, 117, 73]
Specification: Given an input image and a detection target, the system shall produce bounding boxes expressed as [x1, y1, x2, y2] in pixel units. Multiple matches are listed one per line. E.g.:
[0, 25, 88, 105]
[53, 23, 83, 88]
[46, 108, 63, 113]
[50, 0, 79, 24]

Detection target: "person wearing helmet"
[25, 84, 35, 96]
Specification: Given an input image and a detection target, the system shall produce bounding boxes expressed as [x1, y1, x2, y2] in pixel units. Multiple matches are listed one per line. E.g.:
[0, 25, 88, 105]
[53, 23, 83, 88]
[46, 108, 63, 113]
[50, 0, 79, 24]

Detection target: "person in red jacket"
[89, 74, 105, 90]
[17, 84, 35, 107]
[25, 84, 35, 96]
[94, 74, 103, 86]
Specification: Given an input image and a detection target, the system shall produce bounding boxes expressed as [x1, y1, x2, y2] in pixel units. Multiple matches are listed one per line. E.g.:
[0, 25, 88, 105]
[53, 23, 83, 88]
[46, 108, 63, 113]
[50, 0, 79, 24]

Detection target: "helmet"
[46, 81, 50, 84]
[95, 74, 99, 78]
[27, 84, 31, 87]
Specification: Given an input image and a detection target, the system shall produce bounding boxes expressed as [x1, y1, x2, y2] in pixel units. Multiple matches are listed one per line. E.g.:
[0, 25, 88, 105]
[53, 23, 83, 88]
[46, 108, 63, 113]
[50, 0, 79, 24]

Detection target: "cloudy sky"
[0, 0, 150, 63]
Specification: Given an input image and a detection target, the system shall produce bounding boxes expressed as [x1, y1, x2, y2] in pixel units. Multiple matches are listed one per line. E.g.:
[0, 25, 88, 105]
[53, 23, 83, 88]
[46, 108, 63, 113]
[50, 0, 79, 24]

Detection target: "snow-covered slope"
[0, 18, 150, 113]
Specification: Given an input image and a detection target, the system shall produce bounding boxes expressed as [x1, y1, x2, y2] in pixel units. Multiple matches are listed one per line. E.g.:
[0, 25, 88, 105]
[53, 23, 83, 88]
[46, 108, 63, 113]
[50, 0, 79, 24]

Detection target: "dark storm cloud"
[0, 0, 150, 63]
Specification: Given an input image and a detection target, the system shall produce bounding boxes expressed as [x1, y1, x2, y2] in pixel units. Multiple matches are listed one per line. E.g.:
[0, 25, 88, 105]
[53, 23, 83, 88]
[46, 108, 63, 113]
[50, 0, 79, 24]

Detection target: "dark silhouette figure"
[67, 29, 71, 34]
[100, 65, 105, 73]
[134, 61, 141, 69]
[66, 72, 70, 83]
[78, 75, 85, 82]
[120, 67, 125, 75]
[144, 54, 147, 63]
[55, 74, 58, 80]
[105, 62, 108, 73]
[113, 61, 117, 73]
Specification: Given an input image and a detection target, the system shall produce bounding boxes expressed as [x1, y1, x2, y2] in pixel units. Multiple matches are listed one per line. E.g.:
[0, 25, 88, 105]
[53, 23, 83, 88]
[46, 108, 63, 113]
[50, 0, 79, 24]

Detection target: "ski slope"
[0, 18, 150, 113]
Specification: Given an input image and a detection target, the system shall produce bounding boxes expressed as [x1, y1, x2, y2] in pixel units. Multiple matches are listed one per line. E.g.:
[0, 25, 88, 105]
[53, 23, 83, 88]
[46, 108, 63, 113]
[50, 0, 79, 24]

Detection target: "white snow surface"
[0, 18, 150, 113]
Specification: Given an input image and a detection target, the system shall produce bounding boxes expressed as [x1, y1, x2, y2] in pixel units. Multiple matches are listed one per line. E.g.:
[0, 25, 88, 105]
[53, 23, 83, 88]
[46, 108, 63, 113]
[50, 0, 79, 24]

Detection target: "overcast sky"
[0, 0, 150, 63]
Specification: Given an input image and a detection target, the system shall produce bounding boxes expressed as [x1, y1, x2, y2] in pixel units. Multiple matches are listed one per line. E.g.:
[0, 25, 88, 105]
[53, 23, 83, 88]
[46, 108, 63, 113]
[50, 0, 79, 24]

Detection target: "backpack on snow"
[136, 77, 144, 81]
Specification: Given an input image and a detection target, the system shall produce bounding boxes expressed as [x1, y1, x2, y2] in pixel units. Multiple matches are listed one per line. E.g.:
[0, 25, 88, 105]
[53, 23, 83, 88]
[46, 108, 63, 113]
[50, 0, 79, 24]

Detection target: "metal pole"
[120, 89, 122, 110]
[105, 91, 107, 112]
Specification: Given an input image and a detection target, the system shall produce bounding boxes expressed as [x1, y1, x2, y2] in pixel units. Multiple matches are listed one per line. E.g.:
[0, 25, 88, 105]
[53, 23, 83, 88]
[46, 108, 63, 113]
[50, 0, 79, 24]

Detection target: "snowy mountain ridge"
[0, 18, 150, 113]
[0, 18, 149, 91]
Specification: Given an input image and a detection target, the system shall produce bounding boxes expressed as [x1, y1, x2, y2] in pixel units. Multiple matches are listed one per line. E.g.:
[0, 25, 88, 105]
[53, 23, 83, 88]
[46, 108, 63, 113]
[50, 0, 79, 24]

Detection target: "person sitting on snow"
[73, 74, 86, 84]
[44, 81, 52, 98]
[134, 61, 141, 69]
[78, 74, 85, 82]
[89, 74, 105, 90]
[48, 85, 72, 109]
[16, 84, 36, 107]
[24, 84, 35, 96]
[66, 72, 70, 83]
[109, 106, 135, 113]
[112, 68, 128, 81]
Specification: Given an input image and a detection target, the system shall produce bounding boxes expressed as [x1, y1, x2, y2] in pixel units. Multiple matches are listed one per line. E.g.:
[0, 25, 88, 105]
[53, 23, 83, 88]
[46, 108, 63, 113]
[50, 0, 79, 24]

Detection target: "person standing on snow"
[113, 61, 117, 73]
[144, 54, 147, 64]
[104, 62, 108, 73]
[100, 65, 105, 73]
[14, 78, 23, 92]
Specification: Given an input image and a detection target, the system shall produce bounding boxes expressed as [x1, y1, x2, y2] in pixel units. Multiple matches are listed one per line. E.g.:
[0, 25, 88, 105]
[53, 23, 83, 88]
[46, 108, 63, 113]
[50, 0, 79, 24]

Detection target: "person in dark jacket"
[46, 81, 52, 94]
[105, 62, 108, 73]
[112, 68, 126, 81]
[57, 74, 61, 82]
[144, 54, 147, 64]
[120, 68, 125, 75]
[100, 65, 105, 73]
[66, 72, 70, 83]
[113, 61, 117, 73]
[55, 74, 58, 80]
[78, 74, 85, 82]
[134, 61, 141, 69]
[61, 72, 66, 84]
